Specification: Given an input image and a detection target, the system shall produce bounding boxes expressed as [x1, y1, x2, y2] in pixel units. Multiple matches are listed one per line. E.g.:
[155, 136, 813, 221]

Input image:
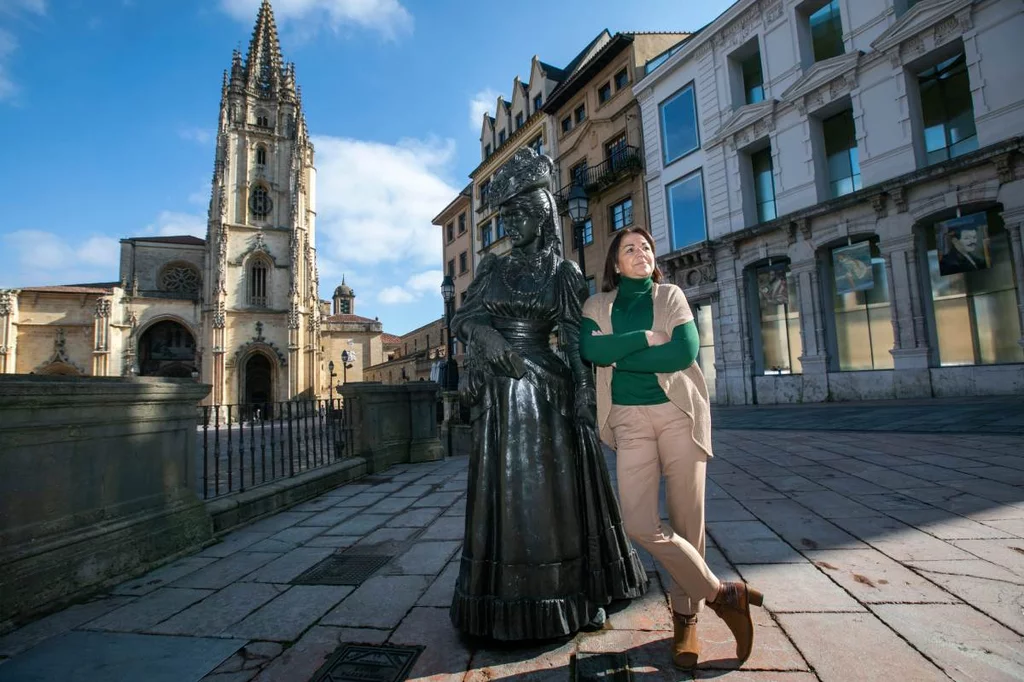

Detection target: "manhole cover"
[292, 554, 392, 585]
[575, 652, 631, 682]
[310, 643, 422, 682]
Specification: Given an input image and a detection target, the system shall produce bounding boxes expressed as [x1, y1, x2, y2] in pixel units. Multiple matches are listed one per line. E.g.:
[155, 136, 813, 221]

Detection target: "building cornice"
[871, 0, 974, 54]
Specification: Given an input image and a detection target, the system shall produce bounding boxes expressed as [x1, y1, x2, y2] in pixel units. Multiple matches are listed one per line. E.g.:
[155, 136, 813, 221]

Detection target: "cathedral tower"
[203, 0, 321, 404]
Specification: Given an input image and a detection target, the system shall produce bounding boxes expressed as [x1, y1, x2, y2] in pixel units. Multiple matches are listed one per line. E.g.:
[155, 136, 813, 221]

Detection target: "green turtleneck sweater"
[579, 275, 701, 406]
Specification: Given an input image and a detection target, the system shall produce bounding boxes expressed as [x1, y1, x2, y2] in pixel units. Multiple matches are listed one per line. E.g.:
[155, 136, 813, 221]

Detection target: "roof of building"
[18, 282, 118, 294]
[325, 313, 378, 325]
[382, 333, 402, 345]
[125, 235, 206, 246]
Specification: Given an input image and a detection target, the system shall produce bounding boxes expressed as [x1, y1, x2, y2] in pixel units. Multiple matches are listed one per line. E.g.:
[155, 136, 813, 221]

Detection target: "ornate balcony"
[554, 145, 645, 210]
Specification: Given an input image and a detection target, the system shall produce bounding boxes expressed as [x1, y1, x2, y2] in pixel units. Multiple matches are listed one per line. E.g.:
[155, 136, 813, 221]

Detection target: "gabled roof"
[543, 32, 637, 113]
[125, 235, 206, 246]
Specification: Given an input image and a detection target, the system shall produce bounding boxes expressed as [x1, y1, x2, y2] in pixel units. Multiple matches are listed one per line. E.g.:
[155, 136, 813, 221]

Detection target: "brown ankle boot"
[672, 613, 700, 669]
[706, 582, 763, 663]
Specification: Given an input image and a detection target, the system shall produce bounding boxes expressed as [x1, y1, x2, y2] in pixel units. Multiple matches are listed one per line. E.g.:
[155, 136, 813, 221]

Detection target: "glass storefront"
[754, 263, 802, 374]
[693, 302, 717, 403]
[829, 239, 895, 370]
[925, 211, 1023, 365]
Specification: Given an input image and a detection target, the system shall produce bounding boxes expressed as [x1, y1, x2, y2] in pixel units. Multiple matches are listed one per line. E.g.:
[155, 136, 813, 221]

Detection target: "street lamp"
[328, 360, 336, 402]
[440, 275, 458, 391]
[340, 349, 353, 385]
[567, 183, 590, 284]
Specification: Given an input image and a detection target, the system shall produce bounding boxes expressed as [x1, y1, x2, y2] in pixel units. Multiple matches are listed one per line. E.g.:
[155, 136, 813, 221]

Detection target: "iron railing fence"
[196, 398, 353, 500]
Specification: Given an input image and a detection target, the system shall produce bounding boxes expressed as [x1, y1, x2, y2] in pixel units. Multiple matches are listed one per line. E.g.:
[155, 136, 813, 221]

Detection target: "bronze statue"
[449, 147, 647, 641]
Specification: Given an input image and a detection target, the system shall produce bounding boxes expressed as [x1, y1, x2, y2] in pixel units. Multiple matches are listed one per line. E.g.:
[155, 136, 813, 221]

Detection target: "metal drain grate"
[310, 643, 422, 682]
[291, 554, 393, 586]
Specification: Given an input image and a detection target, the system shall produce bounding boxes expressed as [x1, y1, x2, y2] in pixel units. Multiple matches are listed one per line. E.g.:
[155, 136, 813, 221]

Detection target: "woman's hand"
[645, 330, 671, 347]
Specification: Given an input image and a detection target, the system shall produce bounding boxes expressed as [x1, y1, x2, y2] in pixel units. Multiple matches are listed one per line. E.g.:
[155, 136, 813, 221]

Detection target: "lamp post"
[567, 183, 590, 285]
[328, 360, 336, 403]
[441, 275, 458, 458]
[340, 349, 352, 386]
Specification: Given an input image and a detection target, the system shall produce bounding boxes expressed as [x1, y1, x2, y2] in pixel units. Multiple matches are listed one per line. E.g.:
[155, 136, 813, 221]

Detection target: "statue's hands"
[574, 387, 598, 428]
[475, 328, 526, 379]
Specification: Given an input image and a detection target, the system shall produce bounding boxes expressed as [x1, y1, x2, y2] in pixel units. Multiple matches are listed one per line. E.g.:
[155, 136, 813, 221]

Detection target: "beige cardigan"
[581, 283, 713, 459]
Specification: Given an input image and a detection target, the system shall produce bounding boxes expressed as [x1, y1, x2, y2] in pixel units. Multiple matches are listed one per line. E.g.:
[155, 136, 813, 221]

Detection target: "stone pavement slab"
[775, 612, 947, 682]
[388, 541, 461, 576]
[707, 520, 803, 564]
[83, 587, 214, 632]
[150, 583, 286, 636]
[112, 556, 219, 597]
[735, 563, 864, 613]
[222, 585, 352, 641]
[0, 596, 136, 657]
[0, 630, 247, 682]
[242, 546, 336, 583]
[870, 603, 1024, 681]
[805, 548, 956, 603]
[173, 552, 280, 589]
[320, 574, 431, 629]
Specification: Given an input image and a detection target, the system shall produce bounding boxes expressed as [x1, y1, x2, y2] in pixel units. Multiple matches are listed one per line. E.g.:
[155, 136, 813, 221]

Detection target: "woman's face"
[616, 232, 656, 280]
[500, 191, 545, 248]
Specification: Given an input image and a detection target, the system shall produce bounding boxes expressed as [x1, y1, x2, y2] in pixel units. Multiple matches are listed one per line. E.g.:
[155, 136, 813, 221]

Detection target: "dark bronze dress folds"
[450, 253, 647, 641]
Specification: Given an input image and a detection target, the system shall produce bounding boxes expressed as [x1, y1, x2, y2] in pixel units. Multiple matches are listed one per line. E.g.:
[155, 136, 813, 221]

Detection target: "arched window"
[255, 110, 270, 127]
[250, 185, 272, 221]
[255, 145, 267, 166]
[249, 258, 269, 307]
[747, 260, 803, 375]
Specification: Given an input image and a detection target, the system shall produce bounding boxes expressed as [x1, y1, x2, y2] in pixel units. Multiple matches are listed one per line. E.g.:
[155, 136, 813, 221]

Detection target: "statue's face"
[500, 191, 546, 248]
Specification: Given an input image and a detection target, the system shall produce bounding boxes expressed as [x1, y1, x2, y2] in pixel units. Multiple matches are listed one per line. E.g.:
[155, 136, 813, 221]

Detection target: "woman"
[449, 148, 646, 641]
[580, 227, 764, 669]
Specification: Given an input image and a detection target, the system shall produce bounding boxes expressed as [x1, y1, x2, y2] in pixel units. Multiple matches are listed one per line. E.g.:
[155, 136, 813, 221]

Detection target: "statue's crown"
[487, 147, 554, 211]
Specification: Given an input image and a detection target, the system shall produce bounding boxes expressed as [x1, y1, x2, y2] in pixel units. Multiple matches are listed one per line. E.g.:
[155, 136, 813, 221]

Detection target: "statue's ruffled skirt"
[450, 361, 647, 641]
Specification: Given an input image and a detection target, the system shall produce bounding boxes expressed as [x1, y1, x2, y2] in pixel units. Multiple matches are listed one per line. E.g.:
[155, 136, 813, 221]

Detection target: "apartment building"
[636, 0, 1024, 405]
[543, 31, 690, 293]
[364, 317, 447, 385]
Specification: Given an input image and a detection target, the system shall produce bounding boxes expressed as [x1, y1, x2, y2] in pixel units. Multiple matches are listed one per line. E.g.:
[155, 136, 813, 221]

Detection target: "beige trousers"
[610, 402, 720, 615]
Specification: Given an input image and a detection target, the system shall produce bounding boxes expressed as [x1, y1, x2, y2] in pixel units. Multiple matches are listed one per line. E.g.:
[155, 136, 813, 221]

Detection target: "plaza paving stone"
[1, 397, 1022, 680]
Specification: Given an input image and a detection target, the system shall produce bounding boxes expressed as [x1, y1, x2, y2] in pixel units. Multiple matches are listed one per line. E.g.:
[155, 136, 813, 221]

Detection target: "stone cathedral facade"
[0, 1, 380, 404]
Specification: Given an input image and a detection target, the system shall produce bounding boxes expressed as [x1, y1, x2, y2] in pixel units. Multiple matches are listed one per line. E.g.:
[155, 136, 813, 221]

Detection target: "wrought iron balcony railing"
[554, 145, 645, 207]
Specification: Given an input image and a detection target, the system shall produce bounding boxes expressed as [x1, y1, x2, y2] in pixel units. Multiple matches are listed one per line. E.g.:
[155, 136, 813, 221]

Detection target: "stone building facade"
[636, 0, 1024, 404]
[0, 1, 383, 405]
[364, 318, 447, 385]
[543, 31, 690, 293]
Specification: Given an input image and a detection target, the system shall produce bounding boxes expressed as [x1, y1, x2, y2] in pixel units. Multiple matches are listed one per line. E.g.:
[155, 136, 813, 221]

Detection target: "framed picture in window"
[757, 267, 788, 306]
[937, 212, 990, 276]
[832, 241, 874, 295]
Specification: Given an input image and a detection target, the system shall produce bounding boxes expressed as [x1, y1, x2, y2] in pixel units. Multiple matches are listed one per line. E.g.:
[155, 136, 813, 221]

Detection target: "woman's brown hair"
[601, 227, 664, 292]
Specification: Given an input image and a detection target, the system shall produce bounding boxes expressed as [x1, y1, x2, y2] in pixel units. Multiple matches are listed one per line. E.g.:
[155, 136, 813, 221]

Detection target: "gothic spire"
[244, 0, 284, 96]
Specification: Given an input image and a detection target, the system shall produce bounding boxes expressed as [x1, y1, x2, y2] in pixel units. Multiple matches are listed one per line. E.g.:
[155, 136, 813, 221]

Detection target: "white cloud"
[469, 88, 499, 132]
[0, 0, 46, 17]
[375, 269, 443, 305]
[377, 286, 415, 304]
[313, 134, 457, 272]
[143, 211, 207, 238]
[218, 0, 412, 40]
[0, 230, 119, 287]
[0, 29, 19, 102]
[178, 127, 213, 145]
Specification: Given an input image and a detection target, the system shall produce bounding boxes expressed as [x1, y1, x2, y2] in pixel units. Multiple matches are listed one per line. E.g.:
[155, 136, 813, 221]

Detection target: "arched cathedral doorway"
[138, 320, 197, 377]
[242, 352, 273, 410]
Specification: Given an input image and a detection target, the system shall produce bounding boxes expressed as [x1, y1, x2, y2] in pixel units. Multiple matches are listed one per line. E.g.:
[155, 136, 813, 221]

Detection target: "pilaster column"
[880, 234, 931, 369]
[790, 259, 829, 402]
[0, 290, 16, 374]
[1007, 221, 1024, 348]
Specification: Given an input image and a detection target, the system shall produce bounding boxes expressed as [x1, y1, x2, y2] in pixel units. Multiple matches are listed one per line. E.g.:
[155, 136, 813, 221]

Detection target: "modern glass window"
[562, 116, 572, 134]
[809, 0, 844, 62]
[645, 43, 684, 75]
[447, 259, 455, 278]
[598, 83, 612, 104]
[824, 109, 862, 198]
[573, 218, 594, 251]
[534, 94, 543, 112]
[742, 52, 765, 104]
[446, 222, 454, 242]
[659, 83, 699, 165]
[752, 147, 777, 222]
[919, 53, 978, 166]
[666, 171, 707, 251]
[753, 263, 803, 374]
[515, 112, 524, 129]
[481, 221, 493, 247]
[610, 198, 634, 231]
[498, 130, 506, 146]
[458, 213, 466, 234]
[615, 68, 629, 90]
[926, 213, 1023, 365]
[575, 104, 587, 124]
[586, 277, 597, 296]
[459, 251, 468, 274]
[830, 240, 894, 370]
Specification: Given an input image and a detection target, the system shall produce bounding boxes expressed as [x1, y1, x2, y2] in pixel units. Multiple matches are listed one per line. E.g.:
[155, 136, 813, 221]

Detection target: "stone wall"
[0, 376, 214, 628]
[341, 382, 444, 470]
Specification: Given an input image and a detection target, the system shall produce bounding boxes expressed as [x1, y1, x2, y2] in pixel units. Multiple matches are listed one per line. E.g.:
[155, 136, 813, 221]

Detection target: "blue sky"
[0, 0, 733, 335]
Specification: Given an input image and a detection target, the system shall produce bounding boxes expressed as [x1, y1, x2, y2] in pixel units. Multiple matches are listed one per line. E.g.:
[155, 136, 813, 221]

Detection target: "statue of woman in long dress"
[449, 147, 647, 641]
